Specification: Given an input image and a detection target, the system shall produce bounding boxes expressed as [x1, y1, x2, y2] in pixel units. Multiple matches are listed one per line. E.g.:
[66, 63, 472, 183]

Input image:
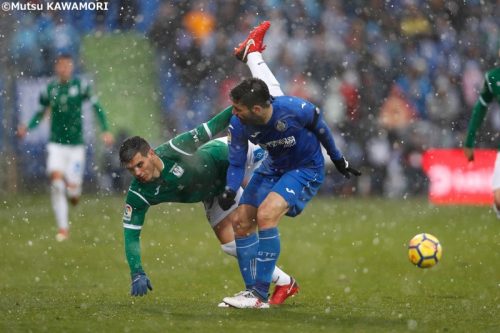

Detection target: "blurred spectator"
[113, 0, 140, 30]
[171, 2, 217, 130]
[378, 84, 416, 137]
[147, 2, 183, 135]
[10, 15, 43, 76]
[365, 129, 391, 195]
[35, 12, 55, 75]
[101, 129, 131, 193]
[462, 60, 484, 108]
[340, 70, 360, 121]
[426, 74, 460, 132]
[52, 15, 80, 62]
[323, 76, 345, 126]
[182, 6, 215, 40]
[399, 3, 432, 38]
[395, 57, 432, 119]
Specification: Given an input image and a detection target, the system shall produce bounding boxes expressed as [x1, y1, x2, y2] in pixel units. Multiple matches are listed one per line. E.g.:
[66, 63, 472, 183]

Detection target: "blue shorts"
[240, 167, 324, 217]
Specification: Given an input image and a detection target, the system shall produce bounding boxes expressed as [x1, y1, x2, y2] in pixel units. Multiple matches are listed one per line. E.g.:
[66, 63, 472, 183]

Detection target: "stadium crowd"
[8, 0, 500, 197]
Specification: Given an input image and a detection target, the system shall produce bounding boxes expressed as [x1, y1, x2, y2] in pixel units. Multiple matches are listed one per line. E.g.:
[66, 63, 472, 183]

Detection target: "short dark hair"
[56, 53, 73, 61]
[119, 136, 151, 165]
[230, 78, 271, 109]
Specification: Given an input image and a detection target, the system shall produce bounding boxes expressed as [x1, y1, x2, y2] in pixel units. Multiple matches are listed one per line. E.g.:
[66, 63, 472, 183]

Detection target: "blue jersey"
[226, 95, 343, 191]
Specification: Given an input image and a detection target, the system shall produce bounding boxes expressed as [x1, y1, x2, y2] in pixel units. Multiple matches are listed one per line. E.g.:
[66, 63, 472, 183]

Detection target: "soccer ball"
[408, 233, 442, 268]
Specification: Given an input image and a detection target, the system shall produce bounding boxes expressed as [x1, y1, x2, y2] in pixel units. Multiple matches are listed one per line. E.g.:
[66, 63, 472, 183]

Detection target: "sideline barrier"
[422, 149, 496, 205]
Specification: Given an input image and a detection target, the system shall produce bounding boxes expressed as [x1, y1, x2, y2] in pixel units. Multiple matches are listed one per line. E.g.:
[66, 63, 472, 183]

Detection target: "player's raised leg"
[236, 21, 284, 97]
[234, 21, 270, 62]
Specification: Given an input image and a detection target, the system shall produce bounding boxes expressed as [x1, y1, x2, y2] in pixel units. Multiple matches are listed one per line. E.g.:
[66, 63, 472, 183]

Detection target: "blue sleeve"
[300, 104, 343, 162]
[226, 118, 248, 191]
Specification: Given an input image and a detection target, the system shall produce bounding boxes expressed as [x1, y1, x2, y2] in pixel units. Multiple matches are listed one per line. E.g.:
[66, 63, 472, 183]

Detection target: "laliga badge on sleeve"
[123, 204, 133, 221]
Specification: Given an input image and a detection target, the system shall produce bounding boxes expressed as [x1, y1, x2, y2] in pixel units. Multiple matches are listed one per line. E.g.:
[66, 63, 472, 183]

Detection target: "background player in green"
[464, 49, 500, 218]
[17, 54, 114, 241]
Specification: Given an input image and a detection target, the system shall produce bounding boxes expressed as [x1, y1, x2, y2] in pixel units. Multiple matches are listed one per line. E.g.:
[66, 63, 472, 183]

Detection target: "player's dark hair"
[56, 53, 73, 61]
[230, 78, 271, 109]
[119, 136, 151, 165]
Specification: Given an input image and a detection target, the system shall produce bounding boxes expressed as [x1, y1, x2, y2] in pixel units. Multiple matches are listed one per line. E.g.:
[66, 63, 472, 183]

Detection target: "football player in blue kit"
[218, 77, 361, 308]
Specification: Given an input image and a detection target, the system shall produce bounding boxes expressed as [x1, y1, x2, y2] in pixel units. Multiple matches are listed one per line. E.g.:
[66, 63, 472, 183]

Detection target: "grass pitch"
[0, 194, 499, 332]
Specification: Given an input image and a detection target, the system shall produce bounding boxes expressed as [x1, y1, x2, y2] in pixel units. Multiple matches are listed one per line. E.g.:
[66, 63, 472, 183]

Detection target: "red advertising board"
[422, 149, 496, 205]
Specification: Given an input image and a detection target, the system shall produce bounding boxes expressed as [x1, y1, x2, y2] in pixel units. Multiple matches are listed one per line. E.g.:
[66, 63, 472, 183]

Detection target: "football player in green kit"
[119, 22, 299, 306]
[17, 54, 114, 241]
[464, 49, 500, 218]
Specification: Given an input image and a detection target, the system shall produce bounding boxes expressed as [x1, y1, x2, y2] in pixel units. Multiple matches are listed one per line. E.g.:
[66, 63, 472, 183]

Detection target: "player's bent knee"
[257, 202, 286, 228]
[231, 205, 258, 236]
[232, 220, 253, 237]
[228, 212, 241, 230]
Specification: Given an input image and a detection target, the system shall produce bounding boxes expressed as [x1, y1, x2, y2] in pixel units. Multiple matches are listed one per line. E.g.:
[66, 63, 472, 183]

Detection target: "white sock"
[221, 240, 237, 257]
[51, 179, 68, 230]
[272, 266, 291, 286]
[221, 240, 291, 285]
[247, 52, 284, 97]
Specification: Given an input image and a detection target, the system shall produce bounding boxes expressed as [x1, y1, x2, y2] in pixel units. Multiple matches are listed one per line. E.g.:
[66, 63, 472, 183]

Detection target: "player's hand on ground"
[333, 157, 361, 179]
[16, 125, 27, 139]
[131, 272, 153, 296]
[218, 188, 237, 211]
[464, 148, 474, 161]
[101, 131, 115, 147]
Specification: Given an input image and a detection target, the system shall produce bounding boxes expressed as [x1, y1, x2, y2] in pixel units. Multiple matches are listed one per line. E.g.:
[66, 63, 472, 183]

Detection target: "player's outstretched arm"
[20, 107, 50, 137]
[464, 73, 494, 158]
[307, 106, 361, 178]
[24, 86, 52, 135]
[464, 100, 488, 152]
[122, 194, 152, 296]
[219, 120, 248, 210]
[124, 228, 153, 296]
[167, 105, 233, 155]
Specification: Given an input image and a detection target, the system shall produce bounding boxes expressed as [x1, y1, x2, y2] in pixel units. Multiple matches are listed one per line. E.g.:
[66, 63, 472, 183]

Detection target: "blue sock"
[235, 233, 259, 290]
[253, 227, 280, 300]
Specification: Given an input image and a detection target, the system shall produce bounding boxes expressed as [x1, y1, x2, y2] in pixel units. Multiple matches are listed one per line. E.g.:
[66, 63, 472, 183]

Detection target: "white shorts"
[47, 142, 85, 185]
[203, 187, 243, 228]
[492, 152, 500, 190]
[203, 139, 266, 228]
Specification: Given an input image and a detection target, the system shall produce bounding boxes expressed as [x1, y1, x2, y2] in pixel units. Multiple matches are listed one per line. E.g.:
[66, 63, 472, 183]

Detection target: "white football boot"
[222, 290, 269, 309]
